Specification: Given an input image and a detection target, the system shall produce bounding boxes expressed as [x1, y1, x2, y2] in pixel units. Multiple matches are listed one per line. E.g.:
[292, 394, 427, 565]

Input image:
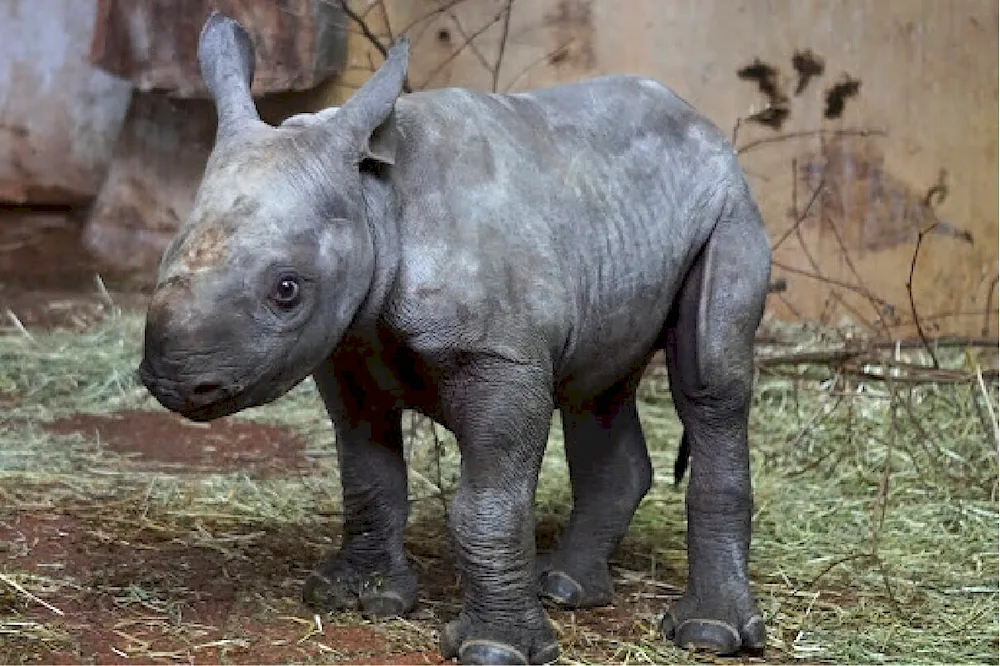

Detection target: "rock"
[82, 0, 351, 273]
[83, 93, 216, 271]
[89, 0, 349, 98]
[0, 0, 133, 204]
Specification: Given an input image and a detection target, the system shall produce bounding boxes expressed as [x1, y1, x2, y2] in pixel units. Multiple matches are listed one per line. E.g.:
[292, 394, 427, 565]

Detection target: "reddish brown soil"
[0, 216, 686, 665]
[0, 513, 446, 665]
[1, 511, 667, 665]
[46, 411, 315, 477]
[0, 214, 445, 664]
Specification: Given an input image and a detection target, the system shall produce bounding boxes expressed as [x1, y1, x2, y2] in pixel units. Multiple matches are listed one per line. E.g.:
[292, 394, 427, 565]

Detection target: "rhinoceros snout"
[138, 347, 237, 418]
[141, 374, 239, 424]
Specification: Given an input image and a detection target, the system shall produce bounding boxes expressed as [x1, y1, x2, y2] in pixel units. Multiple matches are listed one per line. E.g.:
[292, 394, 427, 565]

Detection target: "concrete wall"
[326, 0, 999, 338]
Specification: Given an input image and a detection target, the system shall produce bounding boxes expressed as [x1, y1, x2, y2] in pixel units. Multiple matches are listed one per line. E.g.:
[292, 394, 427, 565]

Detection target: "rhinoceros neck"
[351, 169, 402, 329]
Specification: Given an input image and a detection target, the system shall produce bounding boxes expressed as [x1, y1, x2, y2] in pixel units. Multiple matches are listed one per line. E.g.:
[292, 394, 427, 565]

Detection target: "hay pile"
[0, 306, 996, 663]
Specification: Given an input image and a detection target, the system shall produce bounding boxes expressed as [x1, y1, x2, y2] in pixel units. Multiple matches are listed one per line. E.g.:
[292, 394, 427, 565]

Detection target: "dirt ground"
[3, 209, 996, 665]
[0, 406, 666, 665]
[0, 214, 416, 664]
[0, 213, 691, 665]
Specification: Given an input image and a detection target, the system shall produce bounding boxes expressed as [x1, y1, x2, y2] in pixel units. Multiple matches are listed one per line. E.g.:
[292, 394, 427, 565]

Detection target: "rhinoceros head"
[139, 12, 408, 421]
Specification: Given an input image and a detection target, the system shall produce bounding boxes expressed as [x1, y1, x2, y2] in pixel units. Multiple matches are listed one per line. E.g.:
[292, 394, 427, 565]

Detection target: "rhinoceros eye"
[271, 273, 301, 308]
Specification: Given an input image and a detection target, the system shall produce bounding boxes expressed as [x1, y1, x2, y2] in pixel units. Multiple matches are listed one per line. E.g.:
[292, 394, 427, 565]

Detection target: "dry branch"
[907, 224, 942, 369]
[735, 128, 887, 155]
[417, 3, 513, 89]
[491, 0, 515, 92]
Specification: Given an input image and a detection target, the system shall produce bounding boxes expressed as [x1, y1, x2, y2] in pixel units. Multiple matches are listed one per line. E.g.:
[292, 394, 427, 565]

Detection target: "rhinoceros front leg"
[437, 358, 560, 665]
[302, 362, 417, 618]
[660, 192, 770, 656]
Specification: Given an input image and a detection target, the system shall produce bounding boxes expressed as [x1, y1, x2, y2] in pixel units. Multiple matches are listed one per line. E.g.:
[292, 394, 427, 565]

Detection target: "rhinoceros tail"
[673, 430, 691, 484]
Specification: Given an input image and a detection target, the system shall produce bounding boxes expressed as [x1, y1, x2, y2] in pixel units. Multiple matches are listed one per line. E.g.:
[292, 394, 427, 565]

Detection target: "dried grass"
[0, 309, 996, 663]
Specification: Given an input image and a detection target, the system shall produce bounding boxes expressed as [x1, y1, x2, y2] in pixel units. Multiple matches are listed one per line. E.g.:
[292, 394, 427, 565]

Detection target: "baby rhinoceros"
[139, 11, 771, 665]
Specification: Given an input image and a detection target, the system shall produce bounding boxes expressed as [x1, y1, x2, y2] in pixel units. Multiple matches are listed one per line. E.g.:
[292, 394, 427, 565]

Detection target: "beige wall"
[323, 0, 998, 338]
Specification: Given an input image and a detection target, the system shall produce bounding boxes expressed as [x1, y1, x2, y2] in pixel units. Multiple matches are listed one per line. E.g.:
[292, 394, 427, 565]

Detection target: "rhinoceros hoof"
[440, 612, 560, 665]
[302, 559, 417, 619]
[536, 554, 614, 609]
[660, 593, 766, 656]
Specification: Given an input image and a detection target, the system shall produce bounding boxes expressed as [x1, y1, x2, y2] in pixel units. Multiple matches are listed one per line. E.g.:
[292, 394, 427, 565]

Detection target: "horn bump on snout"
[145, 276, 192, 332]
[176, 224, 230, 273]
[198, 11, 260, 139]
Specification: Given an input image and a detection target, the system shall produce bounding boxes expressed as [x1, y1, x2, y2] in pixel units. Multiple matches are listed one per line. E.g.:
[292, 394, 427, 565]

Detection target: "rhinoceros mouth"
[173, 370, 297, 422]
[138, 362, 251, 422]
[139, 350, 308, 423]
[181, 394, 245, 422]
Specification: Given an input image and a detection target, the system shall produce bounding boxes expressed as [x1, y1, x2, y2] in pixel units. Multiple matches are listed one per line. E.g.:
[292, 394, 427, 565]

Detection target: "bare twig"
[771, 174, 824, 251]
[906, 223, 941, 369]
[841, 367, 995, 386]
[444, 8, 494, 74]
[982, 276, 998, 337]
[771, 261, 894, 313]
[774, 292, 807, 322]
[865, 337, 998, 350]
[338, 0, 412, 92]
[492, 0, 515, 92]
[502, 39, 575, 92]
[785, 393, 844, 449]
[417, 5, 511, 89]
[922, 168, 949, 208]
[804, 552, 872, 589]
[94, 274, 117, 310]
[395, 0, 479, 38]
[757, 349, 863, 367]
[731, 116, 743, 147]
[858, 368, 907, 620]
[873, 368, 897, 536]
[778, 150, 890, 335]
[5, 309, 35, 343]
[808, 157, 894, 336]
[431, 418, 449, 518]
[339, 1, 388, 59]
[753, 338, 998, 386]
[378, 0, 395, 43]
[736, 127, 887, 155]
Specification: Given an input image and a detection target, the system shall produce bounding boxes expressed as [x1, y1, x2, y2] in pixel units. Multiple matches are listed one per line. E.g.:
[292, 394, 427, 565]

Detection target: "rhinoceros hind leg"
[660, 183, 770, 656]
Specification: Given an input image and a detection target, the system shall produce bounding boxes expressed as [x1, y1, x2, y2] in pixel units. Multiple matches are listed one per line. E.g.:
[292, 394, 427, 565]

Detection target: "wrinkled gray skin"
[139, 12, 771, 665]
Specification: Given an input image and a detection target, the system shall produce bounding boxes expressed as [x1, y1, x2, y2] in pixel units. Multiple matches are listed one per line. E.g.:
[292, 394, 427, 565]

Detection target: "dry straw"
[0, 302, 996, 663]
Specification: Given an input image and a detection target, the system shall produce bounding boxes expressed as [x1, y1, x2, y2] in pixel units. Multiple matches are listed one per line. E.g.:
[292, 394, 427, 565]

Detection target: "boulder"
[0, 0, 133, 204]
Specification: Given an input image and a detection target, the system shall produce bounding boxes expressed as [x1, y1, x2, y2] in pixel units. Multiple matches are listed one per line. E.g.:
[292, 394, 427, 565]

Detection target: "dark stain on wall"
[544, 0, 596, 71]
[736, 58, 791, 129]
[798, 137, 973, 253]
[824, 75, 862, 119]
[791, 49, 825, 95]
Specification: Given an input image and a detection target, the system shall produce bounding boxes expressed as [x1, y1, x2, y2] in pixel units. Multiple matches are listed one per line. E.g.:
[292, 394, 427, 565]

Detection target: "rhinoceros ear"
[198, 11, 260, 140]
[331, 38, 409, 167]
